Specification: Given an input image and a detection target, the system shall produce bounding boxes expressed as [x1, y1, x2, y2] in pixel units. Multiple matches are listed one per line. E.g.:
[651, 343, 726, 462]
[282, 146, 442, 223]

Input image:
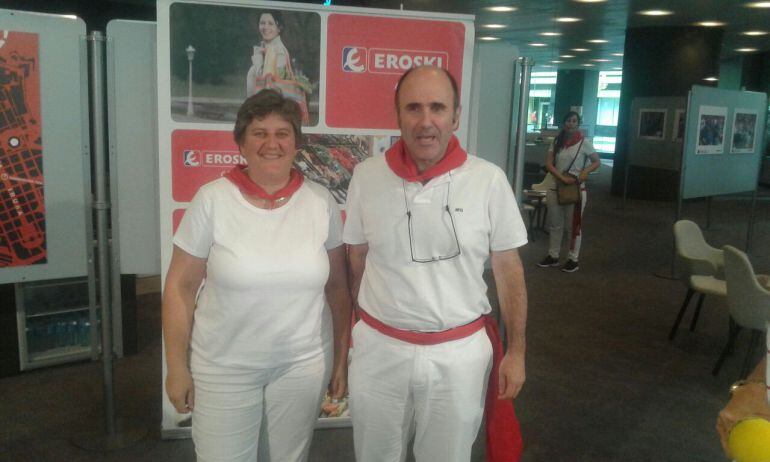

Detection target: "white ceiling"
[331, 0, 770, 71]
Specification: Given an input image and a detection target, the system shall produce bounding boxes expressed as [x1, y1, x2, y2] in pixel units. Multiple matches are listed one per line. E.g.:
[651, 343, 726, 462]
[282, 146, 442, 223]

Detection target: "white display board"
[157, 0, 476, 438]
[106, 20, 161, 275]
[0, 10, 92, 283]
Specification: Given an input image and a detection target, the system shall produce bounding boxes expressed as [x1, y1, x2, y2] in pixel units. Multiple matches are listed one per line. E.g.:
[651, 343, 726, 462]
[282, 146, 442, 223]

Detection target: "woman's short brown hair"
[233, 89, 302, 145]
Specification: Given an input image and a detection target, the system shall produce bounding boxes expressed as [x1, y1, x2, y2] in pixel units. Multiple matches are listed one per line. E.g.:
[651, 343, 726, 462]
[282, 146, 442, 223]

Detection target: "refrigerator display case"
[15, 276, 100, 370]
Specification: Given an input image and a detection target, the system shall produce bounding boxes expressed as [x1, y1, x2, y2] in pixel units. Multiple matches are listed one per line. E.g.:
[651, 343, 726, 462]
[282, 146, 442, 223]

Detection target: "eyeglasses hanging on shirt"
[402, 176, 461, 263]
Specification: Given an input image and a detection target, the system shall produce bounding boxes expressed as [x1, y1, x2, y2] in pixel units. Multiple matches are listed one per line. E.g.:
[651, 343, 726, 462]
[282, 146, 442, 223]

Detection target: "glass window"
[595, 71, 622, 154]
[528, 72, 557, 132]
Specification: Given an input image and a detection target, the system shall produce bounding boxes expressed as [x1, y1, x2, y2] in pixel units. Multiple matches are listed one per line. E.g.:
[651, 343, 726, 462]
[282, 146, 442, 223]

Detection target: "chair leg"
[689, 293, 706, 332]
[712, 318, 742, 376]
[528, 209, 536, 242]
[669, 288, 695, 340]
[740, 330, 762, 379]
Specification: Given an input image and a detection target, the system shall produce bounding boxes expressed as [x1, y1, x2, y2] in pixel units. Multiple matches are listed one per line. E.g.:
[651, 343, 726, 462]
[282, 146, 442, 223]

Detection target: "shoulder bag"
[555, 139, 583, 205]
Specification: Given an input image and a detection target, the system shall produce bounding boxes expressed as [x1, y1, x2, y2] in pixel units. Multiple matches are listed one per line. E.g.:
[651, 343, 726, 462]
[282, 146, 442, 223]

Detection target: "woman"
[163, 89, 351, 461]
[537, 111, 601, 273]
[245, 11, 310, 123]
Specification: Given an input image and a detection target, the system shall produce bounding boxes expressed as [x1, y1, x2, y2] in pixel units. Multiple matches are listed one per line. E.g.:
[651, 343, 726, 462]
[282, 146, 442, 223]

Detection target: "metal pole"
[512, 57, 533, 205]
[88, 31, 116, 436]
[186, 45, 195, 116]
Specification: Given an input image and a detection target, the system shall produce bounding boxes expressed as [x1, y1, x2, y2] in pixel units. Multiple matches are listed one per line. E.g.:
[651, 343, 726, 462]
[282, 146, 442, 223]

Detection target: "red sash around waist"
[357, 309, 523, 462]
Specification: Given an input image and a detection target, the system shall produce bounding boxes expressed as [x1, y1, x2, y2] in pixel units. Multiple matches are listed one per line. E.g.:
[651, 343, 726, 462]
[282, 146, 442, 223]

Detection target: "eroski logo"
[342, 46, 367, 73]
[342, 46, 448, 76]
[183, 150, 200, 167]
[182, 150, 245, 167]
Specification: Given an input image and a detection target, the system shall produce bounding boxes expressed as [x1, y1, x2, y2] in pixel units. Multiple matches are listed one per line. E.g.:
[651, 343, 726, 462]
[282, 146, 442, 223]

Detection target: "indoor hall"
[2, 165, 769, 460]
[2, 0, 770, 461]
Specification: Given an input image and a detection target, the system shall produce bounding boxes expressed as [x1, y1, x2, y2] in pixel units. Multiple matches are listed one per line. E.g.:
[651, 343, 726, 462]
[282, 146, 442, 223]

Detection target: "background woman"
[537, 111, 601, 273]
[163, 89, 351, 461]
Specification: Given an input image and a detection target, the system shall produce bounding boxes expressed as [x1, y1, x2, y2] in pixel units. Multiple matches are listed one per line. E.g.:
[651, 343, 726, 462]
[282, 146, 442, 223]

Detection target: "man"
[343, 66, 528, 461]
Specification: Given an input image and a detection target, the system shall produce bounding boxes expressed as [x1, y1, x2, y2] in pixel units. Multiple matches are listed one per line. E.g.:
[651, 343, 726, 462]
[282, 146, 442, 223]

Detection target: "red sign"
[171, 129, 241, 202]
[325, 14, 466, 129]
[0, 31, 46, 268]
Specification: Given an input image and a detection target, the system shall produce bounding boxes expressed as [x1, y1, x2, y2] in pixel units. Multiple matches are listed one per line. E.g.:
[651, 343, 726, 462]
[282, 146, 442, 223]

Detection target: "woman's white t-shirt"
[542, 138, 595, 189]
[174, 177, 343, 370]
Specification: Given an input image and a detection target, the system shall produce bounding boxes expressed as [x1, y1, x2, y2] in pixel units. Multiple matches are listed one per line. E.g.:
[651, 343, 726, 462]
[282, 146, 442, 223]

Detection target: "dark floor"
[2, 164, 769, 461]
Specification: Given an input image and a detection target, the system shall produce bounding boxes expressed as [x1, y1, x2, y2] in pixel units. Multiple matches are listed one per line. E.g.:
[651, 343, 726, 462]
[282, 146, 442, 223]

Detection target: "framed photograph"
[638, 109, 667, 140]
[169, 3, 322, 125]
[673, 109, 686, 142]
[696, 105, 727, 155]
[730, 109, 758, 154]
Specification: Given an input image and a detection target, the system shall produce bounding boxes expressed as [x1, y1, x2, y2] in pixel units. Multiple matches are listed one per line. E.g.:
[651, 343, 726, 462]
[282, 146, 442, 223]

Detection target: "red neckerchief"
[385, 135, 467, 183]
[562, 131, 584, 149]
[224, 165, 304, 207]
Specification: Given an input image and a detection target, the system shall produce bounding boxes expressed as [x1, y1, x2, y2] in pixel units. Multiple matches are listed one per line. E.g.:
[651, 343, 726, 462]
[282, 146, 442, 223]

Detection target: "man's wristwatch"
[729, 379, 765, 396]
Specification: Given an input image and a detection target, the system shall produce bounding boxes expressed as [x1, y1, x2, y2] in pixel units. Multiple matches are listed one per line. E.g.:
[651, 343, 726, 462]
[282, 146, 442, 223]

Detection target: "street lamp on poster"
[186, 45, 196, 117]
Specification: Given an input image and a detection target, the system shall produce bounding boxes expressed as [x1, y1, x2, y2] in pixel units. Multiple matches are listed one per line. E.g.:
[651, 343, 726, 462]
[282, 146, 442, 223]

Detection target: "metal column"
[512, 57, 533, 203]
[87, 31, 117, 435]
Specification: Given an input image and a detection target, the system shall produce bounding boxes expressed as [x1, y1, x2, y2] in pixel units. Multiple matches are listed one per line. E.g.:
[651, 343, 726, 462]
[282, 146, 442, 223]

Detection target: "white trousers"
[349, 322, 492, 462]
[191, 351, 329, 462]
[546, 188, 587, 261]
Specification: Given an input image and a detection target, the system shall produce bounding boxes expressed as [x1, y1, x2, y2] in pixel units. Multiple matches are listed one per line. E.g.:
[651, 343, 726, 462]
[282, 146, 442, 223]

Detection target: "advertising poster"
[0, 30, 46, 268]
[637, 108, 666, 140]
[696, 105, 726, 155]
[325, 14, 466, 129]
[158, 0, 474, 436]
[169, 3, 321, 126]
[730, 109, 758, 154]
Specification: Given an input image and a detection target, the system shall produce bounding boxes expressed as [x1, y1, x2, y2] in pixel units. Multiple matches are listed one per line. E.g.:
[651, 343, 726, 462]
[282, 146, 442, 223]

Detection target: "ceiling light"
[479, 36, 500, 41]
[736, 48, 758, 52]
[551, 60, 564, 63]
[587, 39, 608, 43]
[561, 54, 576, 58]
[540, 32, 562, 36]
[638, 9, 673, 16]
[529, 42, 548, 47]
[703, 76, 718, 81]
[572, 48, 590, 52]
[746, 2, 770, 7]
[592, 58, 610, 62]
[581, 63, 595, 67]
[540, 65, 554, 68]
[482, 24, 506, 29]
[613, 67, 622, 70]
[742, 30, 768, 36]
[555, 17, 582, 22]
[696, 21, 725, 27]
[574, 0, 607, 2]
[612, 52, 624, 56]
[486, 6, 517, 12]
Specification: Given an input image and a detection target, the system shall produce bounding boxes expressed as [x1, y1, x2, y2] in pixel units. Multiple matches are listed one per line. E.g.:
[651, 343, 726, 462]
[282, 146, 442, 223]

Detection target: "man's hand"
[716, 383, 770, 457]
[560, 174, 577, 185]
[166, 366, 195, 414]
[498, 352, 525, 400]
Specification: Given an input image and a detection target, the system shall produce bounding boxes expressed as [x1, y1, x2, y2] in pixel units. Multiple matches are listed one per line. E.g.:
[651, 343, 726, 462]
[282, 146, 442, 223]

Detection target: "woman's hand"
[328, 361, 348, 400]
[166, 365, 195, 414]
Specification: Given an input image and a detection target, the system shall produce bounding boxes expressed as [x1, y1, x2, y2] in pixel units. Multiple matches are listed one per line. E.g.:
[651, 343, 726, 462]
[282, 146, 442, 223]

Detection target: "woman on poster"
[246, 10, 310, 123]
[163, 89, 351, 461]
[537, 111, 601, 273]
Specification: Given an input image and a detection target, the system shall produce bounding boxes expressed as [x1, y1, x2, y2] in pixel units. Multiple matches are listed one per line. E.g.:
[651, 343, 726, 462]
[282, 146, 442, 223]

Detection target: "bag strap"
[564, 139, 584, 174]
